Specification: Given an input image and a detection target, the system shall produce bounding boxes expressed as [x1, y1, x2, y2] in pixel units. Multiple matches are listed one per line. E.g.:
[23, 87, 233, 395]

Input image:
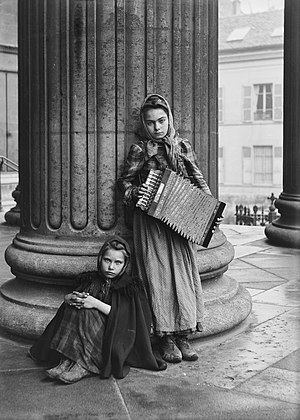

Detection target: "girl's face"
[100, 248, 126, 279]
[144, 108, 169, 139]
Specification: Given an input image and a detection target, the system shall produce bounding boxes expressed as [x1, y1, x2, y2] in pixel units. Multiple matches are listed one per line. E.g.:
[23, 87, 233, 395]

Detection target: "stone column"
[0, 0, 251, 339]
[265, 0, 300, 248]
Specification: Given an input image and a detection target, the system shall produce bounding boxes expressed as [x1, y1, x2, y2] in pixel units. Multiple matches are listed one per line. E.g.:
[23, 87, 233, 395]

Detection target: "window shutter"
[218, 87, 224, 123]
[274, 146, 282, 185]
[242, 86, 252, 122]
[242, 146, 252, 184]
[274, 84, 282, 121]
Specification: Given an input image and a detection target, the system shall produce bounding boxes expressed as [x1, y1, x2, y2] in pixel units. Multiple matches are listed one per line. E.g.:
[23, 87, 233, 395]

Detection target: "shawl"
[139, 93, 191, 176]
[29, 236, 166, 379]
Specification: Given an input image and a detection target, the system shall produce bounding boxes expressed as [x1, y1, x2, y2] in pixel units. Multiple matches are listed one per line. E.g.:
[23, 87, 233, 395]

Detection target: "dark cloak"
[29, 236, 166, 379]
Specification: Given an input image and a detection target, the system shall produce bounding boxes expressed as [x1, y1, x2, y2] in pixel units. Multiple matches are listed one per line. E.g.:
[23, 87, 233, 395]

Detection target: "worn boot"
[45, 358, 73, 379]
[159, 335, 182, 363]
[174, 335, 198, 361]
[57, 362, 92, 384]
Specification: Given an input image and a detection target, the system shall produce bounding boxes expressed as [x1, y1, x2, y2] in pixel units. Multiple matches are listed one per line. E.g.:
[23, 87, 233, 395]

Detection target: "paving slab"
[252, 280, 300, 307]
[228, 259, 258, 269]
[227, 266, 287, 288]
[232, 246, 266, 259]
[273, 349, 300, 372]
[240, 252, 300, 269]
[0, 370, 130, 420]
[0, 338, 35, 372]
[117, 369, 300, 420]
[265, 267, 300, 281]
[247, 287, 265, 296]
[172, 308, 300, 390]
[248, 301, 290, 326]
[237, 366, 300, 405]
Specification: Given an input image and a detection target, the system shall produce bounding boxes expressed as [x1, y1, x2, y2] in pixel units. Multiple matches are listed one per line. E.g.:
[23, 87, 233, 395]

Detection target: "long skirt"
[49, 305, 106, 374]
[133, 209, 204, 335]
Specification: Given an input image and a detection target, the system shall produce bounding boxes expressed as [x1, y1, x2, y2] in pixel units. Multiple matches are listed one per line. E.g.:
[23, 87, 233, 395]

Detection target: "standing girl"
[118, 94, 212, 364]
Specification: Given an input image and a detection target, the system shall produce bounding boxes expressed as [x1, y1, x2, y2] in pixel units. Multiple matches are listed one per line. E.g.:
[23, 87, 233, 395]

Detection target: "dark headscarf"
[75, 236, 132, 298]
[97, 235, 131, 279]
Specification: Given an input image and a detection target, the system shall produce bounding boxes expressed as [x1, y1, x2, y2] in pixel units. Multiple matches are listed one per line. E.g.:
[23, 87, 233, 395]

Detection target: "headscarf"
[74, 236, 132, 297]
[139, 94, 188, 175]
[97, 235, 131, 279]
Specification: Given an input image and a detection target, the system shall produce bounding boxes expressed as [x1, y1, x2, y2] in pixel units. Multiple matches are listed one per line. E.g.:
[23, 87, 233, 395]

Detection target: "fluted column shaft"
[265, 0, 300, 248]
[1, 0, 251, 338]
[6, 0, 221, 284]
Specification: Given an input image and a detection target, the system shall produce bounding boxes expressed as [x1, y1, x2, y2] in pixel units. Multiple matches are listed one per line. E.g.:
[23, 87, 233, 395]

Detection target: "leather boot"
[159, 335, 182, 363]
[174, 335, 198, 361]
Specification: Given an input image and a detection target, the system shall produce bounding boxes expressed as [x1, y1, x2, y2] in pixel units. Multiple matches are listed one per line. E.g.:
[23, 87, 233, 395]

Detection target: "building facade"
[0, 0, 18, 165]
[0, 0, 18, 208]
[219, 4, 284, 222]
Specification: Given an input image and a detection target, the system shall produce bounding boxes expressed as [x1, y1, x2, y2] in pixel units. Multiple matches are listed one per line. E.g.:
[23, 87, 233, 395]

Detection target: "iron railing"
[235, 193, 278, 226]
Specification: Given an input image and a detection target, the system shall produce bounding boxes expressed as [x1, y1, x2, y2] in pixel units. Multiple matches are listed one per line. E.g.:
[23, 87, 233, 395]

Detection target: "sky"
[240, 0, 284, 13]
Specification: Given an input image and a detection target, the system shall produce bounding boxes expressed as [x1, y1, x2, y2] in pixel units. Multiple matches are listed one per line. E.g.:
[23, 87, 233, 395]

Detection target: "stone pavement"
[0, 212, 299, 420]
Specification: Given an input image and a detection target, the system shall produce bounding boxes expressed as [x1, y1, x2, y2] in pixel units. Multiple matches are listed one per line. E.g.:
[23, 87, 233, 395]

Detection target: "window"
[271, 27, 284, 38]
[218, 87, 223, 123]
[242, 84, 282, 122]
[227, 27, 250, 42]
[253, 146, 273, 184]
[254, 84, 273, 120]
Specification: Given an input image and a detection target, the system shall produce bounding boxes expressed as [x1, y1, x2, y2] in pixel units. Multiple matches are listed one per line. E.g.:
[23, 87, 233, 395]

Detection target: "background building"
[218, 0, 284, 223]
[0, 0, 18, 208]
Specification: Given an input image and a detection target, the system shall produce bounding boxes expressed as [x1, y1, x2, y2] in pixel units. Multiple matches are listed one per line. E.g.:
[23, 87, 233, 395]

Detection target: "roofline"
[219, 43, 283, 55]
[219, 48, 283, 64]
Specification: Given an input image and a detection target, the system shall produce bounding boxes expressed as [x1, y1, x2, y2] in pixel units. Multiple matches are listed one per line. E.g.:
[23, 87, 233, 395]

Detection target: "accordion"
[136, 168, 225, 247]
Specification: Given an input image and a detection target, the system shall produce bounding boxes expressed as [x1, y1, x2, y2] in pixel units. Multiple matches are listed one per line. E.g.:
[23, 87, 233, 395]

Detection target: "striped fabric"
[133, 209, 204, 335]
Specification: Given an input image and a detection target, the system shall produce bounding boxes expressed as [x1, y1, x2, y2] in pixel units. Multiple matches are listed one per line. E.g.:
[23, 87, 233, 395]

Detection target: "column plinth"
[265, 1, 300, 248]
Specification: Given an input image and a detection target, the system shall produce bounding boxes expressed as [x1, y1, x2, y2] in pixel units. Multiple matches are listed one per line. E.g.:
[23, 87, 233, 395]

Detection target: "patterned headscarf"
[140, 94, 188, 175]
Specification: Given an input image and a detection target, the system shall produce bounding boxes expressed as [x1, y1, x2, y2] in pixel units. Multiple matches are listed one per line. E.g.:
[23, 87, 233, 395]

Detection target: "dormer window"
[226, 26, 250, 42]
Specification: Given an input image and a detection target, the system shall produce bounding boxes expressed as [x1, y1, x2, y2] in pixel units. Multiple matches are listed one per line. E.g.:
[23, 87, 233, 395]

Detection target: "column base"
[0, 279, 70, 339]
[264, 193, 300, 248]
[0, 274, 252, 340]
[265, 223, 300, 248]
[196, 274, 252, 338]
[4, 206, 21, 226]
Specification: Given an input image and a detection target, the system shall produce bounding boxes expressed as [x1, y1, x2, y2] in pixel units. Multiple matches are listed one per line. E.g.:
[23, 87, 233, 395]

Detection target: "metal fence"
[235, 193, 278, 226]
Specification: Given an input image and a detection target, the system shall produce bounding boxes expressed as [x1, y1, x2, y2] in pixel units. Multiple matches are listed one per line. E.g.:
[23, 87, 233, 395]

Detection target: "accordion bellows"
[136, 169, 225, 247]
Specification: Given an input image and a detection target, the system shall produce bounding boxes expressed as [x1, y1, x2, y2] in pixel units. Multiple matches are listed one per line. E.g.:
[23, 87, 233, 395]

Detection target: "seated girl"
[29, 235, 166, 384]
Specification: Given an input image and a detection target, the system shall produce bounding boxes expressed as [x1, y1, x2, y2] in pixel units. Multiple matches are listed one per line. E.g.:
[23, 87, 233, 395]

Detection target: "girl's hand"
[215, 216, 224, 226]
[65, 291, 89, 309]
[211, 217, 224, 234]
[138, 183, 149, 199]
[81, 295, 97, 309]
[65, 293, 111, 315]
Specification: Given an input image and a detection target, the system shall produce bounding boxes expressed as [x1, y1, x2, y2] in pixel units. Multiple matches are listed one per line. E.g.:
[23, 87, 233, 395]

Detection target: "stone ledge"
[0, 275, 252, 340]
